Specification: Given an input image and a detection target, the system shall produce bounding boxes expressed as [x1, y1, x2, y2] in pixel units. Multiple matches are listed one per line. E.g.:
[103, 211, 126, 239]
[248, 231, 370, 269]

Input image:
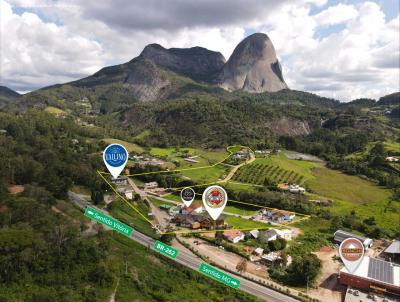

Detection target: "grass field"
[102, 138, 144, 153]
[224, 204, 257, 216]
[308, 167, 399, 231]
[229, 150, 398, 232]
[346, 140, 400, 159]
[178, 164, 229, 183]
[225, 181, 258, 192]
[150, 147, 229, 168]
[133, 129, 151, 140]
[109, 198, 158, 239]
[225, 216, 271, 229]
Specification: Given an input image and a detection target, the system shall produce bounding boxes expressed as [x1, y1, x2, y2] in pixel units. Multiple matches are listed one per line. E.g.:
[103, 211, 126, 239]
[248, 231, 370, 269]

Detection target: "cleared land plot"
[178, 164, 229, 183]
[225, 216, 271, 229]
[150, 147, 229, 168]
[109, 198, 157, 238]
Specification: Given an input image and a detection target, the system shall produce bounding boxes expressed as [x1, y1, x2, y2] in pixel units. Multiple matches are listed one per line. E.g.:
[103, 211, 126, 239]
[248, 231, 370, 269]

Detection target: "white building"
[223, 230, 245, 243]
[276, 229, 292, 241]
[124, 189, 133, 200]
[144, 181, 158, 190]
[386, 156, 399, 162]
[250, 229, 259, 239]
[334, 229, 373, 250]
[288, 184, 306, 194]
[253, 247, 264, 256]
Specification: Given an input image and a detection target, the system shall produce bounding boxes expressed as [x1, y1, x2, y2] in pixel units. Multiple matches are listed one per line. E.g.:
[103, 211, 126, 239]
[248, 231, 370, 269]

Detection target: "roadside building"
[339, 256, 400, 296]
[223, 230, 245, 243]
[199, 216, 225, 229]
[144, 181, 158, 190]
[250, 229, 259, 239]
[124, 189, 133, 200]
[253, 247, 264, 256]
[260, 229, 279, 241]
[168, 205, 182, 216]
[181, 204, 204, 215]
[276, 229, 292, 241]
[172, 214, 200, 229]
[111, 177, 128, 185]
[383, 241, 400, 263]
[263, 209, 295, 222]
[260, 252, 283, 265]
[334, 229, 373, 250]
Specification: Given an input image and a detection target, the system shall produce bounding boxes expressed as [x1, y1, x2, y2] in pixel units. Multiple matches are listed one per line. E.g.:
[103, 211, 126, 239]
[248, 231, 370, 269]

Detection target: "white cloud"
[261, 1, 399, 100]
[313, 3, 358, 26]
[0, 0, 104, 91]
[1, 0, 399, 101]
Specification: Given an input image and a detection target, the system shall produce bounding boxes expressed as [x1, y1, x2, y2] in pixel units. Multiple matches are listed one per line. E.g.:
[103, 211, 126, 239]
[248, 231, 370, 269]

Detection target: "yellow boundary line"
[97, 145, 310, 235]
[97, 171, 155, 227]
[102, 145, 251, 177]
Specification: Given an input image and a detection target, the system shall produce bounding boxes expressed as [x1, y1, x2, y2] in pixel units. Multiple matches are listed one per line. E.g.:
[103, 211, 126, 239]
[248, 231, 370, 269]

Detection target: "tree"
[285, 254, 321, 286]
[160, 233, 174, 244]
[91, 189, 104, 204]
[236, 259, 247, 274]
[268, 238, 287, 251]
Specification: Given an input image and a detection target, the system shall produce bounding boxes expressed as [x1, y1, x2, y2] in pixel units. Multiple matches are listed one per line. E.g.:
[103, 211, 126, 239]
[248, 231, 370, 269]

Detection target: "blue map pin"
[103, 144, 129, 179]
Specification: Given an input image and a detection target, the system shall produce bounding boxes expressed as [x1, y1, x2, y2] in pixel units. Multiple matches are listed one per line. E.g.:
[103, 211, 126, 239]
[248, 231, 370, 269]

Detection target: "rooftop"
[384, 241, 400, 254]
[334, 229, 371, 243]
[341, 256, 400, 287]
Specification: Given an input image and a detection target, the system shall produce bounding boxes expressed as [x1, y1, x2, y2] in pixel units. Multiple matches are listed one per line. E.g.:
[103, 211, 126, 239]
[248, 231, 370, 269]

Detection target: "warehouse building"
[339, 256, 400, 296]
[334, 229, 373, 250]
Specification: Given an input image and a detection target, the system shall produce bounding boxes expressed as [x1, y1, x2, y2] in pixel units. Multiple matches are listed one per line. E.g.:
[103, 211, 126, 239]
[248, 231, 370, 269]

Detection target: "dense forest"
[0, 111, 261, 301]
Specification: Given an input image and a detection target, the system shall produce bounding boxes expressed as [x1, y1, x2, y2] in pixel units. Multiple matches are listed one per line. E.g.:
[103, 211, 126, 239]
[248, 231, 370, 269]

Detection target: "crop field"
[232, 161, 305, 185]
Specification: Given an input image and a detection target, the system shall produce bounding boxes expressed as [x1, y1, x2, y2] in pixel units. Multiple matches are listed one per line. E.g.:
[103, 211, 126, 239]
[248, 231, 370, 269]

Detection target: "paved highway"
[68, 191, 299, 302]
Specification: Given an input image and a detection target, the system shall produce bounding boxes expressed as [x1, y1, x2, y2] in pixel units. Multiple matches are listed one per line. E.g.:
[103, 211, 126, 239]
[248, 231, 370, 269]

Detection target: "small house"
[288, 184, 306, 194]
[276, 229, 292, 241]
[111, 177, 128, 185]
[261, 252, 282, 265]
[124, 189, 133, 200]
[253, 247, 264, 256]
[250, 229, 259, 239]
[260, 229, 279, 241]
[144, 181, 158, 190]
[181, 204, 204, 215]
[168, 206, 182, 216]
[223, 230, 245, 243]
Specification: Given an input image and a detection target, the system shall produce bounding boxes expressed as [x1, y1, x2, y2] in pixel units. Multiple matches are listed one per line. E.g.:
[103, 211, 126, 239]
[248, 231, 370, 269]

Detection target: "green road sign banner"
[84, 207, 133, 236]
[153, 240, 179, 259]
[198, 263, 240, 289]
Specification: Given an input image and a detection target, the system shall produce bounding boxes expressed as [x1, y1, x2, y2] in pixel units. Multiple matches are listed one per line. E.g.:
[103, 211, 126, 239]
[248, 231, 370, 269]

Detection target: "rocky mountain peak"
[220, 33, 288, 92]
[139, 43, 226, 82]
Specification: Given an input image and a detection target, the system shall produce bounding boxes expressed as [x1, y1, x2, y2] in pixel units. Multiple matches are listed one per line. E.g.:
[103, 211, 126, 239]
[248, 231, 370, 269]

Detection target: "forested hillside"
[0, 111, 261, 301]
